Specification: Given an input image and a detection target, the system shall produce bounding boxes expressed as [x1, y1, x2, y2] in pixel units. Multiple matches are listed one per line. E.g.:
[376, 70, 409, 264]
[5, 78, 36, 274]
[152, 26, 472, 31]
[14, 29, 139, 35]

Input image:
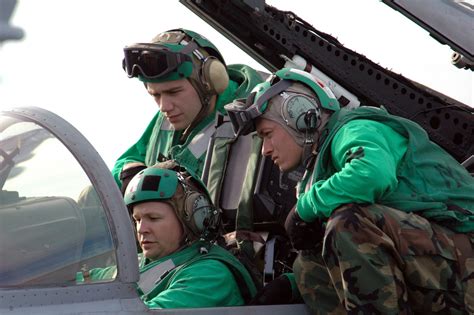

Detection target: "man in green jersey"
[86, 160, 256, 308]
[225, 67, 474, 314]
[114, 28, 262, 191]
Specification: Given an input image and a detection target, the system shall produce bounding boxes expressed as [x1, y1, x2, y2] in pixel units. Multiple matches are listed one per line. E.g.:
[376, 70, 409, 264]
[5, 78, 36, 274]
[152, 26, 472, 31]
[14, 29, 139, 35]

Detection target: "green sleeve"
[88, 266, 117, 281]
[297, 120, 407, 222]
[145, 259, 244, 309]
[76, 266, 117, 283]
[111, 113, 159, 187]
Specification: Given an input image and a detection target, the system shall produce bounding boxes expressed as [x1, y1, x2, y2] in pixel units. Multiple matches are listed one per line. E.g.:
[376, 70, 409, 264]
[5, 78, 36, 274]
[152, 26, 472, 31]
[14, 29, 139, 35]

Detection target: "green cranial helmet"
[224, 67, 340, 137]
[124, 161, 220, 242]
[122, 28, 229, 108]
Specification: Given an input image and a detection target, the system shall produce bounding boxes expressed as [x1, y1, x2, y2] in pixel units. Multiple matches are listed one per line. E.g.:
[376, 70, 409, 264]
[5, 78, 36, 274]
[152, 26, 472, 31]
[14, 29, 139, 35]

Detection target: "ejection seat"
[202, 113, 302, 291]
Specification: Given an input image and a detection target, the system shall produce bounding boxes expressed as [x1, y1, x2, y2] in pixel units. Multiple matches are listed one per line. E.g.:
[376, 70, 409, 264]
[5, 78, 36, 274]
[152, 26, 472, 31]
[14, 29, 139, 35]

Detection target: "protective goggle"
[122, 43, 193, 80]
[225, 79, 292, 136]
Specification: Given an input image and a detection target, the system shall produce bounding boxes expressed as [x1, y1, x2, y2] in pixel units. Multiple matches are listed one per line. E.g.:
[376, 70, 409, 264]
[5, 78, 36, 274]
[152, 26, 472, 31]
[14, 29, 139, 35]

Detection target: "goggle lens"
[122, 44, 191, 79]
[225, 79, 293, 136]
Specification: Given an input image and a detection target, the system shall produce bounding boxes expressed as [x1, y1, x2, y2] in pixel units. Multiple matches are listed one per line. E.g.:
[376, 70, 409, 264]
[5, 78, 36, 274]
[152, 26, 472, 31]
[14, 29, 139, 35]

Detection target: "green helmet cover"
[124, 162, 218, 242]
[124, 167, 179, 206]
[254, 68, 340, 114]
[138, 28, 225, 84]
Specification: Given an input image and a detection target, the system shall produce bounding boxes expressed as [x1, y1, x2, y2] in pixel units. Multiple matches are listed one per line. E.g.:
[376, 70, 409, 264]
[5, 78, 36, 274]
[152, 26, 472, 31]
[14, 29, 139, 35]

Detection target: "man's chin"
[168, 121, 187, 131]
[279, 163, 298, 173]
[143, 250, 160, 261]
[278, 164, 290, 173]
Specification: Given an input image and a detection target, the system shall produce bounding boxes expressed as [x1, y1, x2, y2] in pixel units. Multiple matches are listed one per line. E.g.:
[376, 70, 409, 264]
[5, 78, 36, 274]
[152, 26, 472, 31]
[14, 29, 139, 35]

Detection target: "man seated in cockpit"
[79, 161, 256, 308]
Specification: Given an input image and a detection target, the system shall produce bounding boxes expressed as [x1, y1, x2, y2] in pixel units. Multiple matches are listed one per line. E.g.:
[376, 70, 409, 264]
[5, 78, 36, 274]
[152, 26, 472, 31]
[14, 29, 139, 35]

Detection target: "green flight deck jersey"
[112, 64, 263, 188]
[136, 241, 256, 309]
[297, 106, 474, 232]
[83, 241, 257, 309]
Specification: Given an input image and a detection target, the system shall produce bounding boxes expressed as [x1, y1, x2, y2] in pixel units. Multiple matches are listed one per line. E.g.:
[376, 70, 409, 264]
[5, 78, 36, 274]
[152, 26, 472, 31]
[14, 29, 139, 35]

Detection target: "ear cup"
[201, 57, 229, 94]
[281, 94, 321, 132]
[184, 191, 214, 233]
[303, 109, 319, 132]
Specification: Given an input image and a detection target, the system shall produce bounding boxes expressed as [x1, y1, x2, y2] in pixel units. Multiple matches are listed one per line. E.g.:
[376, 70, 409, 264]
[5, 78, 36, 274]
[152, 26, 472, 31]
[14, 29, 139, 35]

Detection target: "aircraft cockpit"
[0, 107, 146, 313]
[0, 107, 308, 314]
[0, 111, 117, 287]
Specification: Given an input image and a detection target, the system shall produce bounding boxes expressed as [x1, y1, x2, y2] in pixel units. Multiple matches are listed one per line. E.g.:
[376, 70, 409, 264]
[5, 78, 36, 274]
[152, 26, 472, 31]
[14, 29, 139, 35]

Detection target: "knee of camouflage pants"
[293, 248, 345, 315]
[321, 203, 473, 315]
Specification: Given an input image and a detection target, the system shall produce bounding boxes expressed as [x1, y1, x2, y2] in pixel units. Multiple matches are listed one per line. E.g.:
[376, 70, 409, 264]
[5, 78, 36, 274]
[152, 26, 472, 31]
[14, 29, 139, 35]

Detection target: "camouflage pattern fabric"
[294, 204, 474, 315]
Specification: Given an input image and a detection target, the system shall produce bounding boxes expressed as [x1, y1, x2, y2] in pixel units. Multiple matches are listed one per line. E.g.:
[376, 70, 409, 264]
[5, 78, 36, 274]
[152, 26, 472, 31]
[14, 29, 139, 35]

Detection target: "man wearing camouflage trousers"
[225, 67, 474, 314]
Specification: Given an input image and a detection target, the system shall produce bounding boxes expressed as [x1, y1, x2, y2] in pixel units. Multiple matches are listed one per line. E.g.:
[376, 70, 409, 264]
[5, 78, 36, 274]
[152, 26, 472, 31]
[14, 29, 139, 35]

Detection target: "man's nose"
[261, 139, 273, 156]
[136, 220, 148, 234]
[158, 94, 173, 112]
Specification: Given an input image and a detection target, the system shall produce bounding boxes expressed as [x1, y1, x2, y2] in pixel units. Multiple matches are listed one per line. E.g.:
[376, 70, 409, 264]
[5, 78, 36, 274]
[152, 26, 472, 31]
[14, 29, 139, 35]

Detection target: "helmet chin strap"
[301, 130, 318, 169]
[180, 81, 214, 142]
[179, 39, 218, 142]
[301, 110, 331, 169]
[178, 221, 195, 248]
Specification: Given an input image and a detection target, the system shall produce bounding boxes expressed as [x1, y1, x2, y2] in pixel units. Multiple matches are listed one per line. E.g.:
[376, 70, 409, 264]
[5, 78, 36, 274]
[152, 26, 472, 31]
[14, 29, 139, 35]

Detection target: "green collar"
[140, 241, 210, 272]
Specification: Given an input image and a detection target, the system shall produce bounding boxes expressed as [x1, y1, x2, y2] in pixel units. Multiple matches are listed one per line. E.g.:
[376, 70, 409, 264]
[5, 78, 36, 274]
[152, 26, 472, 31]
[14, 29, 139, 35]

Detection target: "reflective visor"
[122, 43, 192, 79]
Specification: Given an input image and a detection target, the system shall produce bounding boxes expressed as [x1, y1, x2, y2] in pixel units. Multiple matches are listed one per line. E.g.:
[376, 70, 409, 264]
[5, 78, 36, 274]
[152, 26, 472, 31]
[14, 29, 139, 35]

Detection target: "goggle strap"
[253, 79, 293, 114]
[180, 40, 199, 56]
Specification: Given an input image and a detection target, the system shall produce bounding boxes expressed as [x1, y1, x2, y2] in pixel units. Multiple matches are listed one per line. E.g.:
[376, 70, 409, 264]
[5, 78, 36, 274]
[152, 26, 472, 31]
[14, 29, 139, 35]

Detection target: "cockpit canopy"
[0, 108, 135, 287]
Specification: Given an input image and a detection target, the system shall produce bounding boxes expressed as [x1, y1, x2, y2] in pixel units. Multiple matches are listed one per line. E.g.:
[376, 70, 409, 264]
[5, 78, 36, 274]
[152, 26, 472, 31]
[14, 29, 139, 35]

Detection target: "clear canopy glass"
[0, 115, 116, 286]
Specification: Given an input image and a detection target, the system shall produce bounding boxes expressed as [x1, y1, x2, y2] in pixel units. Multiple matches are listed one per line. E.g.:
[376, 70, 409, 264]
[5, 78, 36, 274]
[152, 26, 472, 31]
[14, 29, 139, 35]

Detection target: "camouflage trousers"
[293, 204, 474, 315]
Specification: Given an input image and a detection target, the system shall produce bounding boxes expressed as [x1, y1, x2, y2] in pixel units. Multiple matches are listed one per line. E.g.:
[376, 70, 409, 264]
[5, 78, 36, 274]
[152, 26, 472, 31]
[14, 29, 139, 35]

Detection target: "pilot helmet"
[224, 67, 340, 140]
[122, 28, 229, 107]
[124, 160, 220, 242]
